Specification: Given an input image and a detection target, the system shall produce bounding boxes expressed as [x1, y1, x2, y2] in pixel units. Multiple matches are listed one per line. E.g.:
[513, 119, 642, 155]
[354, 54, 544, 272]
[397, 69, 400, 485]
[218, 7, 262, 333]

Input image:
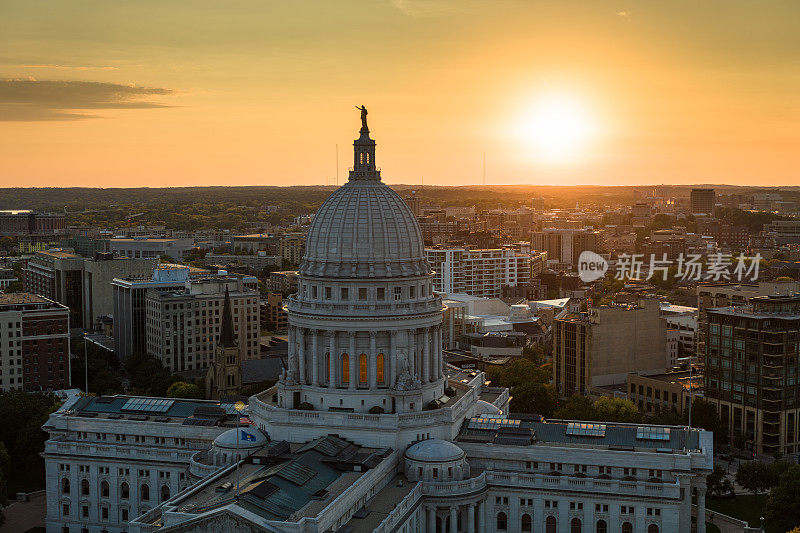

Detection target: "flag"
[239, 417, 254, 426]
[241, 430, 257, 442]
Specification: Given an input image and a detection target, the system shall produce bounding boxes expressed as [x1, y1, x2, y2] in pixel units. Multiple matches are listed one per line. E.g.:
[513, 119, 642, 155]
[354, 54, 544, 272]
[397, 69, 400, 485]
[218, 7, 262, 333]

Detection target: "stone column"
[311, 329, 319, 386]
[678, 474, 692, 532]
[329, 331, 336, 387]
[349, 331, 357, 389]
[297, 327, 306, 385]
[427, 506, 436, 533]
[422, 327, 431, 383]
[390, 331, 398, 387]
[467, 503, 475, 533]
[449, 506, 458, 533]
[697, 484, 707, 533]
[288, 326, 297, 381]
[478, 500, 485, 533]
[436, 325, 443, 378]
[369, 331, 378, 389]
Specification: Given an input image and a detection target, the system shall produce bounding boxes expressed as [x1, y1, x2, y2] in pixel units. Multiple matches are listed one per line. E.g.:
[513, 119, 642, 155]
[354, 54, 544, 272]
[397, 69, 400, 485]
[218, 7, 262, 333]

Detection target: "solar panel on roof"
[565, 422, 606, 437]
[220, 403, 245, 416]
[636, 426, 671, 441]
[466, 417, 522, 431]
[276, 461, 317, 486]
[121, 397, 174, 413]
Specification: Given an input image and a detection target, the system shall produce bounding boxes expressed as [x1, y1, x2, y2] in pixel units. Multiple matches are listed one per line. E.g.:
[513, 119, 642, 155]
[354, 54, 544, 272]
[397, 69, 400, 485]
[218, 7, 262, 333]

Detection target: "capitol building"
[43, 113, 712, 533]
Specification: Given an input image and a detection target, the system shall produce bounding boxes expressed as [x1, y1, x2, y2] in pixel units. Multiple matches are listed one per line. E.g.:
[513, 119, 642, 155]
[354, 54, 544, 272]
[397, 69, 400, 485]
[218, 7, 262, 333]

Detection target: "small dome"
[213, 427, 268, 449]
[405, 439, 464, 463]
[475, 400, 502, 416]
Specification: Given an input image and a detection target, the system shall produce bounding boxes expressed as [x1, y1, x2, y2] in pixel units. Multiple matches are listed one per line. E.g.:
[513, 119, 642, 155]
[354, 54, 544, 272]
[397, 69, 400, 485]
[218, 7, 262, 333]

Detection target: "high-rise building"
[112, 265, 193, 360]
[426, 247, 533, 298]
[278, 234, 305, 266]
[0, 293, 69, 392]
[690, 188, 715, 215]
[531, 228, 602, 270]
[145, 275, 260, 373]
[704, 294, 800, 455]
[24, 250, 156, 329]
[553, 299, 668, 397]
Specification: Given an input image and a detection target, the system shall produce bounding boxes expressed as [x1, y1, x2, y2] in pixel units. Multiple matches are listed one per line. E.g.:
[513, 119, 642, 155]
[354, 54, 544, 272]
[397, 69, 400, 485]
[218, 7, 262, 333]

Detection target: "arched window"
[81, 479, 90, 496]
[622, 522, 633, 533]
[522, 513, 532, 532]
[341, 354, 349, 384]
[647, 525, 659, 533]
[101, 480, 109, 498]
[596, 519, 607, 533]
[496, 512, 508, 531]
[377, 353, 385, 384]
[120, 482, 129, 499]
[571, 517, 582, 533]
[161, 485, 170, 502]
[359, 354, 368, 384]
[140, 483, 150, 501]
[62, 478, 70, 494]
[546, 516, 557, 533]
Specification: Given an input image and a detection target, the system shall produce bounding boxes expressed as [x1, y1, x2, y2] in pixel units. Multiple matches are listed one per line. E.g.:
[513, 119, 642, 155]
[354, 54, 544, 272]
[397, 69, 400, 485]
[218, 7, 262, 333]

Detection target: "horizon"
[2, 1, 799, 188]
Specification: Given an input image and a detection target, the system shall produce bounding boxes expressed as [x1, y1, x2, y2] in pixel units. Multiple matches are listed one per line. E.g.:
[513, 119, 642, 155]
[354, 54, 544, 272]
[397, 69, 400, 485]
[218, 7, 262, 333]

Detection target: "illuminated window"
[359, 354, 367, 384]
[377, 353, 385, 384]
[342, 354, 349, 384]
[359, 153, 364, 164]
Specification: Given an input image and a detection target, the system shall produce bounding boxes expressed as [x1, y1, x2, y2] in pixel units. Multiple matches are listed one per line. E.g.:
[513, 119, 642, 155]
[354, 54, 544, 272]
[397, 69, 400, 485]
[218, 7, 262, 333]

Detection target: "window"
[359, 288, 367, 300]
[377, 353, 385, 384]
[394, 286, 402, 300]
[341, 287, 349, 300]
[546, 516, 557, 533]
[596, 520, 607, 533]
[571, 517, 582, 533]
[341, 354, 349, 384]
[82, 505, 89, 518]
[161, 485, 170, 502]
[121, 482, 130, 499]
[359, 354, 367, 384]
[122, 508, 129, 522]
[102, 506, 109, 520]
[140, 483, 150, 501]
[62, 478, 70, 494]
[647, 526, 659, 533]
[622, 524, 633, 533]
[522, 513, 532, 532]
[62, 503, 70, 517]
[377, 287, 385, 300]
[325, 287, 331, 300]
[101, 480, 109, 498]
[496, 512, 508, 531]
[81, 479, 90, 496]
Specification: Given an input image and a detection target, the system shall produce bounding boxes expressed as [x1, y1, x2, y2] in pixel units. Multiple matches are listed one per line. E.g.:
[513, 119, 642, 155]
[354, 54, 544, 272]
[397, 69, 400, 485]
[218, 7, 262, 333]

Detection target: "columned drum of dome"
[276, 110, 446, 416]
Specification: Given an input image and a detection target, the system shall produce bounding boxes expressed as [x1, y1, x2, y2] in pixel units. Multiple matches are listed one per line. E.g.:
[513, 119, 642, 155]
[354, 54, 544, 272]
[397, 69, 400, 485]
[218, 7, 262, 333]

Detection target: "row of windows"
[61, 478, 170, 502]
[302, 283, 430, 302]
[495, 512, 660, 533]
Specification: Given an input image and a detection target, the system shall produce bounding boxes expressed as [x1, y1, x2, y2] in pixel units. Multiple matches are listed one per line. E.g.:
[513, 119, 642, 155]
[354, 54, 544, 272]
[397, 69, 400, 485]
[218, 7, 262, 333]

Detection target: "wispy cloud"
[617, 10, 632, 20]
[391, 0, 468, 18]
[0, 78, 174, 121]
[21, 64, 119, 71]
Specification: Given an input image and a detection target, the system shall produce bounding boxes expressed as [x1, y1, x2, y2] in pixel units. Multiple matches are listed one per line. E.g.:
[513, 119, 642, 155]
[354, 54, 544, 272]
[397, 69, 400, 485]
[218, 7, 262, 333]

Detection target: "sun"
[516, 94, 596, 164]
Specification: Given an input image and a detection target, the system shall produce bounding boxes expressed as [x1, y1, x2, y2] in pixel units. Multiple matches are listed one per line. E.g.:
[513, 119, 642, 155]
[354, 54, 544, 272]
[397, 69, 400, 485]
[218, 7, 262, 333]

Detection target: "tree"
[736, 461, 772, 501]
[0, 442, 10, 505]
[706, 465, 735, 499]
[166, 381, 204, 399]
[594, 397, 641, 423]
[554, 395, 598, 421]
[688, 398, 722, 437]
[764, 465, 800, 533]
[70, 337, 123, 395]
[124, 352, 180, 397]
[510, 382, 557, 417]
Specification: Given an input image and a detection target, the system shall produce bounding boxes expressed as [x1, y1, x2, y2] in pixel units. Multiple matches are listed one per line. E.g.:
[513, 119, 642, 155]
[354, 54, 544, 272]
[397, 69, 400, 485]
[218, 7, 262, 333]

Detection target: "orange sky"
[1, 1, 798, 187]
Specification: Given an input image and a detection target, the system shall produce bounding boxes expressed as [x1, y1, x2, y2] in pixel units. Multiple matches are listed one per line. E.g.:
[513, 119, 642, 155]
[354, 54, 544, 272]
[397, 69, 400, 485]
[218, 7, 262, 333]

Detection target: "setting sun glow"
[517, 94, 596, 164]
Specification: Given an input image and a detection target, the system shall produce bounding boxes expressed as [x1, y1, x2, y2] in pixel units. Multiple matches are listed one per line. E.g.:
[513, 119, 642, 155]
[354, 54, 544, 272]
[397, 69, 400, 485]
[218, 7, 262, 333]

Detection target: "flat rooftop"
[65, 395, 246, 426]
[458, 416, 701, 452]
[0, 293, 50, 305]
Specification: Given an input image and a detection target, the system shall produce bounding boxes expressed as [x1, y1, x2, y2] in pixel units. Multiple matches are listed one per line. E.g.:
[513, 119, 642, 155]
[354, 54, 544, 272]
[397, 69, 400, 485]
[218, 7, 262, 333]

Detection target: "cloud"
[21, 64, 119, 71]
[391, 0, 468, 17]
[617, 10, 632, 19]
[0, 78, 175, 121]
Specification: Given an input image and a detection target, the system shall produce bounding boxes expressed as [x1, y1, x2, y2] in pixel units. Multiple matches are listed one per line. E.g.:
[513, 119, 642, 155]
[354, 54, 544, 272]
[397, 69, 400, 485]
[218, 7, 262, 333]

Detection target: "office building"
[0, 293, 69, 392]
[109, 238, 194, 260]
[531, 228, 602, 270]
[553, 299, 668, 397]
[690, 189, 715, 215]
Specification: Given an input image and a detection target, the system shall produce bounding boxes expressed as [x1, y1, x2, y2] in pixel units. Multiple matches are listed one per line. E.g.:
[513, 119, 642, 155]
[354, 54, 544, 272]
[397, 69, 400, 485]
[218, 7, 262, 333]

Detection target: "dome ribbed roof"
[405, 439, 465, 462]
[213, 427, 268, 449]
[300, 180, 428, 279]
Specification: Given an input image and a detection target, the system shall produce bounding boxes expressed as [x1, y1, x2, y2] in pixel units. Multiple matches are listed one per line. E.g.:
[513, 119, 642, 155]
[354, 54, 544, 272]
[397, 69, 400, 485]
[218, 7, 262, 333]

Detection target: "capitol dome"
[213, 427, 268, 450]
[301, 180, 428, 279]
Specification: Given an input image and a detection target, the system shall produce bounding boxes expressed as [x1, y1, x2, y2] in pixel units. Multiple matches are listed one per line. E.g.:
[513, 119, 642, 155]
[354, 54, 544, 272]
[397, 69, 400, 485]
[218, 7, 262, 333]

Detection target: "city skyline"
[2, 1, 799, 188]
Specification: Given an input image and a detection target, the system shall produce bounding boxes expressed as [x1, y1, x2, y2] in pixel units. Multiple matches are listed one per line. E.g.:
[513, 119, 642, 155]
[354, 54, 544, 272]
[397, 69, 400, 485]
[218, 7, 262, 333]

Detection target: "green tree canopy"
[736, 461, 773, 500]
[706, 465, 735, 499]
[166, 381, 204, 399]
[765, 465, 800, 533]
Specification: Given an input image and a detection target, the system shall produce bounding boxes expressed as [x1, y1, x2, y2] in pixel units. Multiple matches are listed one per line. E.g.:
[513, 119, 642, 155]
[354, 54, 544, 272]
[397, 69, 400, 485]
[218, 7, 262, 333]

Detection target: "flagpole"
[234, 401, 245, 498]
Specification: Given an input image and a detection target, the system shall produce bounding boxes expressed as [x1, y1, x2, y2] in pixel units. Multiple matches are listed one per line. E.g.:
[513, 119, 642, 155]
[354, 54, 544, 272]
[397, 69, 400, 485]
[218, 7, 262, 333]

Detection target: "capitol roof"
[405, 438, 465, 462]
